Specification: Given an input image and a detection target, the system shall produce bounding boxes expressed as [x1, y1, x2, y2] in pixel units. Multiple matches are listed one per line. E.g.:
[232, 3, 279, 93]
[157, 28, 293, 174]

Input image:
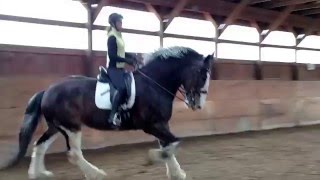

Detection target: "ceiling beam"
[261, 5, 296, 42]
[249, 0, 271, 5]
[145, 3, 162, 20]
[300, 8, 320, 16]
[124, 0, 320, 31]
[297, 18, 320, 45]
[250, 20, 261, 32]
[264, 0, 316, 9]
[293, 2, 320, 11]
[218, 0, 251, 37]
[92, 0, 109, 22]
[203, 12, 218, 27]
[162, 0, 189, 31]
[145, 3, 164, 46]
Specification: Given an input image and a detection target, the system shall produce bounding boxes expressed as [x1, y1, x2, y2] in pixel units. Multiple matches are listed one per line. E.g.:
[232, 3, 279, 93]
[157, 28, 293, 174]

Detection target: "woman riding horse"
[3, 46, 213, 180]
[106, 13, 135, 129]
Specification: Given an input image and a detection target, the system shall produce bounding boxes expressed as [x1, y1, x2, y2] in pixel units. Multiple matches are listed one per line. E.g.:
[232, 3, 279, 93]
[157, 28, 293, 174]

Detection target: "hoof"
[67, 151, 77, 165]
[28, 170, 54, 179]
[168, 169, 186, 180]
[85, 169, 107, 180]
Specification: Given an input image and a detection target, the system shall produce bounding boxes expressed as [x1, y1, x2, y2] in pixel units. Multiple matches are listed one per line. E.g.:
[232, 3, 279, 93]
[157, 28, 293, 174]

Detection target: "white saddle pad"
[95, 73, 136, 110]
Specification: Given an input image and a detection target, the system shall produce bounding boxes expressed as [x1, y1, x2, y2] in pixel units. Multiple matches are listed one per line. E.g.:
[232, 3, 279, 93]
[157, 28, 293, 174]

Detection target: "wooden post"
[86, 1, 94, 77]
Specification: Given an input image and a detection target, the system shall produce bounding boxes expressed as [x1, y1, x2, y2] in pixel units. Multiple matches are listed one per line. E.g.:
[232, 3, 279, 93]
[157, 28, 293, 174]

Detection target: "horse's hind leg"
[62, 128, 107, 180]
[28, 124, 58, 179]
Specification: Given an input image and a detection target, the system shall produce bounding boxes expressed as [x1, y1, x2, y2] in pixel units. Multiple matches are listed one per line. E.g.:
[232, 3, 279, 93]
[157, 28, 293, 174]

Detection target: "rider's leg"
[108, 81, 126, 127]
[108, 89, 122, 124]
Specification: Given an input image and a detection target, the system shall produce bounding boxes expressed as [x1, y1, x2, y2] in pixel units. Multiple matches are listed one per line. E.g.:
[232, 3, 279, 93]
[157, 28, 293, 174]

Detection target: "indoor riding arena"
[1, 0, 320, 179]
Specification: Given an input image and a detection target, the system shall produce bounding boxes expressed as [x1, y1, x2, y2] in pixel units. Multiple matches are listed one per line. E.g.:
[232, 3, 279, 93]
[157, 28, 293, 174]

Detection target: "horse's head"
[180, 54, 213, 110]
[139, 46, 214, 110]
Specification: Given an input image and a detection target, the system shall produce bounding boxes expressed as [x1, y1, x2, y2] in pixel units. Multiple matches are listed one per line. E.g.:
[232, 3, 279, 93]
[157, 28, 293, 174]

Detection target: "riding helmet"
[108, 13, 123, 28]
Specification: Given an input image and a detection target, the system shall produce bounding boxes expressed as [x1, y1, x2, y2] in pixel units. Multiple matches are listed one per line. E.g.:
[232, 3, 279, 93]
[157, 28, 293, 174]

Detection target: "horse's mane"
[143, 46, 203, 65]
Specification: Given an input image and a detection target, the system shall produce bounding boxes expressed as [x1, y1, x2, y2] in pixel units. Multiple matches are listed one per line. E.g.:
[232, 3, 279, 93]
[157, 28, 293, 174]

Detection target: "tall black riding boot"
[108, 90, 122, 129]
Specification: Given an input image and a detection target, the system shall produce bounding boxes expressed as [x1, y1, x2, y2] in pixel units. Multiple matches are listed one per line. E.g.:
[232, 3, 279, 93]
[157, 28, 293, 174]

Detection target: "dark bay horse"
[4, 46, 213, 180]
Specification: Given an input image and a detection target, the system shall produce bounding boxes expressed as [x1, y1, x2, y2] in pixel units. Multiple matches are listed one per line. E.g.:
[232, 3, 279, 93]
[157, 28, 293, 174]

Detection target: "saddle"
[96, 66, 134, 109]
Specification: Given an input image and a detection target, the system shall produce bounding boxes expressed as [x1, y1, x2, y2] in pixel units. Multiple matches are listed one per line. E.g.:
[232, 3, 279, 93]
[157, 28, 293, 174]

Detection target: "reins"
[135, 69, 188, 104]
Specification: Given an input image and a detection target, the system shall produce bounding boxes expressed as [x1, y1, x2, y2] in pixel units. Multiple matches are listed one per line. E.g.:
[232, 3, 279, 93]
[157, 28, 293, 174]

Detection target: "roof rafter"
[203, 12, 218, 27]
[264, 0, 316, 9]
[92, 0, 114, 22]
[249, 0, 271, 5]
[261, 5, 296, 43]
[297, 18, 320, 45]
[250, 20, 261, 32]
[124, 0, 320, 33]
[145, 3, 164, 46]
[145, 3, 162, 20]
[293, 2, 320, 11]
[300, 8, 320, 16]
[162, 0, 189, 31]
[218, 0, 251, 37]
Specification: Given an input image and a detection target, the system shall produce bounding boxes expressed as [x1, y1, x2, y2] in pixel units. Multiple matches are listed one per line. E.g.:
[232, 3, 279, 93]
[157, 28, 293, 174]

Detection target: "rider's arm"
[107, 36, 134, 65]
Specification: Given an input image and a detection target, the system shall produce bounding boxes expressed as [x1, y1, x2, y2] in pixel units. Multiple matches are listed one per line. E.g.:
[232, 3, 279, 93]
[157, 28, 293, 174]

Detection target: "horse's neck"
[137, 62, 183, 100]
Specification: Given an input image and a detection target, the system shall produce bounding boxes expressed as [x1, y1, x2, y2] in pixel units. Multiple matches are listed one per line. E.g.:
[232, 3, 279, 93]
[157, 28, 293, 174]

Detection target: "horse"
[3, 46, 214, 180]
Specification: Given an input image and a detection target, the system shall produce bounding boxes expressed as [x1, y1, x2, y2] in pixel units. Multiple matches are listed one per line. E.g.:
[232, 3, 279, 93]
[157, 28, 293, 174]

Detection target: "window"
[92, 30, 107, 51]
[0, 0, 87, 23]
[297, 50, 320, 64]
[0, 20, 88, 49]
[164, 38, 215, 55]
[298, 35, 320, 49]
[94, 6, 160, 32]
[93, 30, 160, 53]
[262, 31, 296, 46]
[219, 25, 259, 43]
[261, 47, 295, 62]
[218, 43, 259, 60]
[165, 17, 216, 38]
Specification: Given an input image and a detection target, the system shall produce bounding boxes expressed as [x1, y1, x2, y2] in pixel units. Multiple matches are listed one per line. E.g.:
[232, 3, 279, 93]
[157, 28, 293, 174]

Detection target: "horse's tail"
[2, 90, 45, 169]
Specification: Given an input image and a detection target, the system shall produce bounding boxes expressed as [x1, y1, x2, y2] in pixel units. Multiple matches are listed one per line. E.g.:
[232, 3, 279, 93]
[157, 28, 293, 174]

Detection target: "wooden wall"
[1, 45, 320, 156]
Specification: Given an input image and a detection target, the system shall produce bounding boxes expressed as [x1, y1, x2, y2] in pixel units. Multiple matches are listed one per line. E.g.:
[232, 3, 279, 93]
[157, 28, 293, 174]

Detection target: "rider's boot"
[108, 90, 122, 129]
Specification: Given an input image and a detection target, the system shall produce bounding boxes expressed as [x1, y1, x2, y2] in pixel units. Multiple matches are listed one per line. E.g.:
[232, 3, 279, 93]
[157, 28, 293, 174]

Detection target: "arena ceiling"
[79, 0, 320, 42]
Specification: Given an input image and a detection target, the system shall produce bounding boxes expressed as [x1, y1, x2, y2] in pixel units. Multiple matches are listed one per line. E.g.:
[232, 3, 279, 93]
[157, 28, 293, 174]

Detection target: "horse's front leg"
[158, 140, 186, 180]
[143, 123, 186, 180]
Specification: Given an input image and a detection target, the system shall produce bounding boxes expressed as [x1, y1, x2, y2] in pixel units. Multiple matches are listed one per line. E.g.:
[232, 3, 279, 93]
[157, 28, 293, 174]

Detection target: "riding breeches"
[107, 67, 126, 98]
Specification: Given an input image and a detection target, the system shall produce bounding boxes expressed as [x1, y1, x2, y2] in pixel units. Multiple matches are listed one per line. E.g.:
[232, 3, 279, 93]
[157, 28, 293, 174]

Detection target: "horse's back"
[41, 76, 97, 114]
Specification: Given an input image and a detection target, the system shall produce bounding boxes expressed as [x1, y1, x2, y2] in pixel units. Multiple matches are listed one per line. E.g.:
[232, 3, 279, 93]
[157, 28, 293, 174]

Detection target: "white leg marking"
[63, 129, 107, 180]
[28, 134, 58, 179]
[154, 141, 186, 180]
[165, 155, 186, 180]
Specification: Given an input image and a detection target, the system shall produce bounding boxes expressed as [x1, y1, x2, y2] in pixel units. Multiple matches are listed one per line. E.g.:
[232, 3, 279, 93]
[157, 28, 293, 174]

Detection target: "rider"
[106, 13, 135, 129]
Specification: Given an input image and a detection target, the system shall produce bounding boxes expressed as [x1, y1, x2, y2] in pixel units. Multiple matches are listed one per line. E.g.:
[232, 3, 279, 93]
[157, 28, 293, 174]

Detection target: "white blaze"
[199, 72, 210, 108]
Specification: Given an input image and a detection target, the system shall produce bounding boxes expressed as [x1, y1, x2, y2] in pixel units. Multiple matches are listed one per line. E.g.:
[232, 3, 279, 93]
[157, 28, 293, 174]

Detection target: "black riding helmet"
[108, 13, 123, 30]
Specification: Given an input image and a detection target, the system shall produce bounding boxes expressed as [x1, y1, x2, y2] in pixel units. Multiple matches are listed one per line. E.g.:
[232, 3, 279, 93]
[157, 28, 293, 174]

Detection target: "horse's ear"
[203, 54, 214, 68]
